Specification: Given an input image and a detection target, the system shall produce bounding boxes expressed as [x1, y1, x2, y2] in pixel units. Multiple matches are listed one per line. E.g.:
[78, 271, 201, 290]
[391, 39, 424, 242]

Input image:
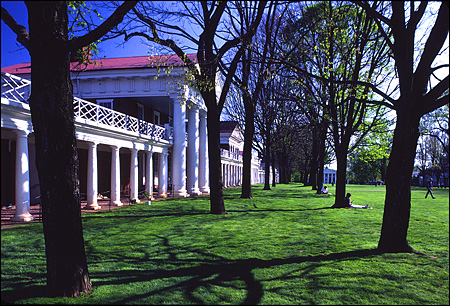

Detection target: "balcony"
[220, 148, 242, 162]
[73, 97, 172, 142]
[1, 72, 173, 143]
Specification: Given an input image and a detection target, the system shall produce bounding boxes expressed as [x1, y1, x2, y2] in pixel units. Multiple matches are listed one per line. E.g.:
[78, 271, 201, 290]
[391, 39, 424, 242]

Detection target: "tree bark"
[309, 127, 319, 189]
[271, 149, 276, 187]
[241, 110, 254, 197]
[316, 124, 326, 193]
[332, 141, 350, 208]
[378, 108, 420, 252]
[26, 1, 91, 297]
[263, 128, 271, 190]
[241, 50, 254, 198]
[205, 96, 227, 215]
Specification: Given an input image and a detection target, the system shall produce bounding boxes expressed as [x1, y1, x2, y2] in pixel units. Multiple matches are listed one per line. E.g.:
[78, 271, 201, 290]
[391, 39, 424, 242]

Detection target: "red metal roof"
[1, 54, 197, 75]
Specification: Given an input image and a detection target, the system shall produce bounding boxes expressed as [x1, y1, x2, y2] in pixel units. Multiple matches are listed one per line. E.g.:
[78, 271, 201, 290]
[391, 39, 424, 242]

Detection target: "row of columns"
[172, 99, 209, 197]
[9, 99, 212, 221]
[85, 142, 169, 210]
[222, 163, 243, 188]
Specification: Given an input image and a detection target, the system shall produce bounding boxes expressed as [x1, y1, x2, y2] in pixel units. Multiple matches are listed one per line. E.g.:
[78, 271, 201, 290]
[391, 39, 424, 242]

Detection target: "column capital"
[87, 141, 98, 148]
[14, 129, 30, 137]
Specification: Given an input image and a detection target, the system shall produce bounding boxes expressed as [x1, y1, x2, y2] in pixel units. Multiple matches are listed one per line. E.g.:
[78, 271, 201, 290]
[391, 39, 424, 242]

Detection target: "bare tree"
[224, 1, 287, 197]
[354, 1, 449, 253]
[118, 1, 267, 214]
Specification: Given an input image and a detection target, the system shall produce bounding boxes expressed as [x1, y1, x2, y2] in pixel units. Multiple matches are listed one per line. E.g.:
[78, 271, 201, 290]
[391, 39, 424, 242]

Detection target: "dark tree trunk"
[205, 98, 227, 215]
[278, 150, 290, 184]
[271, 149, 276, 187]
[241, 112, 254, 197]
[309, 128, 319, 190]
[26, 1, 91, 297]
[378, 112, 420, 252]
[263, 128, 271, 190]
[316, 125, 326, 193]
[332, 142, 350, 208]
[241, 68, 254, 198]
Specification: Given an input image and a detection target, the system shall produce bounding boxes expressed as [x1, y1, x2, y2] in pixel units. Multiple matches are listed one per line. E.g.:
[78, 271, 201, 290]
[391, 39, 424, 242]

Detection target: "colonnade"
[222, 163, 243, 188]
[172, 98, 209, 197]
[84, 143, 169, 210]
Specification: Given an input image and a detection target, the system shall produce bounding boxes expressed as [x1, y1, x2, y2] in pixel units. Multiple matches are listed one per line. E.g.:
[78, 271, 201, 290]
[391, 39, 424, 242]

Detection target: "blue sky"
[1, 1, 159, 68]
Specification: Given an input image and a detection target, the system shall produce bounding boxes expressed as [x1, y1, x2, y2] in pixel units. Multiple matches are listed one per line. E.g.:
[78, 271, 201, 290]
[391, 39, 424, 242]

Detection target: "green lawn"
[1, 184, 449, 305]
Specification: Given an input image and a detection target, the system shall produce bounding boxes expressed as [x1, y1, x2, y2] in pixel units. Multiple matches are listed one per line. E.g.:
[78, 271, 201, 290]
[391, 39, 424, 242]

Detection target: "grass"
[1, 184, 448, 305]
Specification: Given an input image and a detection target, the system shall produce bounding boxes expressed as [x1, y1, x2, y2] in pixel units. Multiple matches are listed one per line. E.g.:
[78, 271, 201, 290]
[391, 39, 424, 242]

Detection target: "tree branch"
[1, 6, 30, 51]
[413, 3, 449, 94]
[67, 1, 138, 52]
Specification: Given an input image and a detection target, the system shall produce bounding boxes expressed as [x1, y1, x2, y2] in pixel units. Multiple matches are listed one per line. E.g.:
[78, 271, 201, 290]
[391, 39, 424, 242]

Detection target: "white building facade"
[1, 55, 262, 221]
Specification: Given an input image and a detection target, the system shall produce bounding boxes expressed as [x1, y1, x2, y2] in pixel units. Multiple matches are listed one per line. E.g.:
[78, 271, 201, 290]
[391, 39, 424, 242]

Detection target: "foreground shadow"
[90, 245, 381, 305]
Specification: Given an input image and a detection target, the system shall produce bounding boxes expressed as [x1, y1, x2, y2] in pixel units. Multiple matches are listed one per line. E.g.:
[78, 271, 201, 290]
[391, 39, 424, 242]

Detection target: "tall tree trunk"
[378, 112, 420, 252]
[263, 128, 271, 190]
[316, 125, 326, 193]
[332, 142, 350, 208]
[27, 1, 91, 297]
[309, 127, 319, 190]
[205, 99, 227, 215]
[241, 94, 254, 198]
[271, 149, 276, 187]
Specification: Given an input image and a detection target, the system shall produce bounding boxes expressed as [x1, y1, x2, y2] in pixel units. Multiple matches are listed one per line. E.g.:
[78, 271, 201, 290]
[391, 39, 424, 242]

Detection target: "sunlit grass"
[1, 184, 448, 304]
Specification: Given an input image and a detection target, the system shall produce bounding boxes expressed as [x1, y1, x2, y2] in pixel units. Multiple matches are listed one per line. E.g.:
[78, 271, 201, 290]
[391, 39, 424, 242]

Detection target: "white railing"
[73, 97, 171, 141]
[220, 148, 242, 162]
[1, 72, 172, 142]
[1, 72, 31, 103]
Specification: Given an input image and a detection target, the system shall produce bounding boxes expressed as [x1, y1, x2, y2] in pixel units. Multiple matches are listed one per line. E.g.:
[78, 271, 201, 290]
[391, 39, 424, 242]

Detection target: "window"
[97, 99, 113, 109]
[137, 103, 145, 121]
[154, 110, 160, 125]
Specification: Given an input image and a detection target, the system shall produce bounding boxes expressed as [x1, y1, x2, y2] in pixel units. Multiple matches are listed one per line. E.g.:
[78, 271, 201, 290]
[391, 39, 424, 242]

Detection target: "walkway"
[1, 191, 194, 230]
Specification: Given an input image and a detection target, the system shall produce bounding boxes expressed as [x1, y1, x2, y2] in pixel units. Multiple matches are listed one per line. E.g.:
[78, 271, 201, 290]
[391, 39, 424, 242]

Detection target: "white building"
[323, 168, 336, 185]
[1, 55, 263, 221]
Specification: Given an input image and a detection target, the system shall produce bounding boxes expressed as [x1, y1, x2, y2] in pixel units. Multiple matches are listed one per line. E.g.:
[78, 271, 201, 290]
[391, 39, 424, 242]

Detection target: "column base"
[158, 193, 168, 198]
[200, 187, 210, 194]
[85, 204, 101, 210]
[11, 213, 34, 222]
[173, 190, 189, 197]
[112, 201, 123, 206]
[188, 189, 202, 196]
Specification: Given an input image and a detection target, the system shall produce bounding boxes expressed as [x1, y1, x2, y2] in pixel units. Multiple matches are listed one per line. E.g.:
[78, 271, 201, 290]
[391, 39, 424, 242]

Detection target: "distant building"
[323, 168, 336, 185]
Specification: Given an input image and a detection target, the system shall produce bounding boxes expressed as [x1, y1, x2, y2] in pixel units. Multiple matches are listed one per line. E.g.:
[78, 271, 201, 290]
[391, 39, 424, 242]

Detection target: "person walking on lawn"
[425, 177, 436, 199]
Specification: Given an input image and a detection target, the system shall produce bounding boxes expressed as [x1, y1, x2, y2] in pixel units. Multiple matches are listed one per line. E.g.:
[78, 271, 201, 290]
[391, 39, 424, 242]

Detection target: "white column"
[158, 152, 168, 197]
[172, 98, 187, 197]
[187, 106, 201, 195]
[130, 148, 139, 202]
[145, 151, 154, 199]
[86, 142, 100, 210]
[11, 130, 34, 221]
[233, 165, 236, 186]
[199, 110, 209, 193]
[110, 145, 122, 206]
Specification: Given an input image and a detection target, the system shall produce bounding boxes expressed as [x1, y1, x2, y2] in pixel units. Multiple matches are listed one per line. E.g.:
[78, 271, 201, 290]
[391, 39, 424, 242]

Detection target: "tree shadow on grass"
[227, 206, 334, 214]
[87, 234, 382, 305]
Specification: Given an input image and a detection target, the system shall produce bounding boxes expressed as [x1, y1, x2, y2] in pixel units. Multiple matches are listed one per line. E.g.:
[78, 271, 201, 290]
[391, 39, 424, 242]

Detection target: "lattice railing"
[73, 97, 171, 141]
[1, 72, 31, 103]
[1, 72, 172, 142]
